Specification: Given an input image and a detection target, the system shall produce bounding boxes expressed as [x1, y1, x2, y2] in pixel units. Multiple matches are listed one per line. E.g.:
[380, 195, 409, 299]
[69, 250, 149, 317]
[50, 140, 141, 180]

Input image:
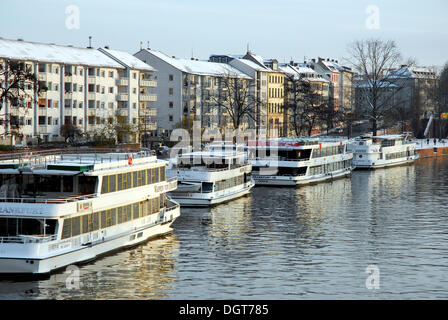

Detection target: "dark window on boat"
[61, 218, 71, 239]
[71, 216, 81, 236]
[63, 176, 74, 193]
[109, 175, 116, 193]
[100, 210, 106, 228]
[82, 214, 89, 233]
[133, 203, 139, 219]
[160, 167, 166, 181]
[278, 167, 307, 176]
[133, 171, 138, 188]
[117, 207, 123, 224]
[202, 182, 213, 193]
[126, 205, 132, 221]
[0, 218, 58, 237]
[39, 175, 61, 193]
[78, 176, 97, 194]
[92, 212, 99, 230]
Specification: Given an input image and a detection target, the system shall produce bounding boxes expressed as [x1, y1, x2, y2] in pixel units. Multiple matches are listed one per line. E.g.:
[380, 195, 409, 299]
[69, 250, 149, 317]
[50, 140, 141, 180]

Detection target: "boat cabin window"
[0, 174, 80, 198]
[278, 149, 311, 161]
[78, 176, 97, 194]
[380, 139, 396, 147]
[312, 146, 343, 158]
[0, 217, 58, 237]
[201, 182, 214, 193]
[101, 166, 166, 194]
[277, 167, 307, 176]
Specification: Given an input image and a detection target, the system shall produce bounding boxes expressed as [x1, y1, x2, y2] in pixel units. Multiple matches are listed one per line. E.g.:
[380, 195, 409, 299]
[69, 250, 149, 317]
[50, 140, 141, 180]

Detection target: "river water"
[1, 158, 448, 299]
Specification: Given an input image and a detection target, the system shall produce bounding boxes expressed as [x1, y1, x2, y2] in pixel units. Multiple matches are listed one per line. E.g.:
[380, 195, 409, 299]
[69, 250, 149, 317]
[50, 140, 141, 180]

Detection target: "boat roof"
[0, 149, 163, 175]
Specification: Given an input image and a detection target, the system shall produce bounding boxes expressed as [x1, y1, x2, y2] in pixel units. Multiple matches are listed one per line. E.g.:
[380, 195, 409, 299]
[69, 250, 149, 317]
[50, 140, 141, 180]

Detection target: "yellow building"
[267, 71, 285, 137]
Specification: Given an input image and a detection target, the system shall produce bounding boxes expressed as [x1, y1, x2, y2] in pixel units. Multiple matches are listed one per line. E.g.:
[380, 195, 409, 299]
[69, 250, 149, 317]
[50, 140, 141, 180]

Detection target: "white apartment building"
[134, 48, 252, 137]
[0, 38, 157, 145]
[98, 47, 158, 143]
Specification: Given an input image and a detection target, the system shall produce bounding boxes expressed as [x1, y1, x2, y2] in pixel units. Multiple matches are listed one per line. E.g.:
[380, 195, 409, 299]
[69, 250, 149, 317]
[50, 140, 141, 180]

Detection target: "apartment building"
[98, 47, 158, 144]
[134, 48, 252, 137]
[279, 62, 330, 136]
[0, 38, 157, 145]
[242, 53, 285, 137]
[210, 54, 269, 135]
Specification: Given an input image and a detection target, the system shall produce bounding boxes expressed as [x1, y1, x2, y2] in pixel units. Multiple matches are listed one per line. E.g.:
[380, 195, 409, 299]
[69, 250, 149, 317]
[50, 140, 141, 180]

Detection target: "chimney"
[87, 36, 92, 49]
[104, 45, 109, 49]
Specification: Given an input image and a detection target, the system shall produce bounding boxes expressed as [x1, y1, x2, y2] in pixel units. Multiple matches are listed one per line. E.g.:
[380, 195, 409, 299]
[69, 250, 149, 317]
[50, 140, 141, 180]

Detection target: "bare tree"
[284, 73, 331, 136]
[346, 39, 406, 136]
[0, 60, 44, 142]
[210, 72, 260, 130]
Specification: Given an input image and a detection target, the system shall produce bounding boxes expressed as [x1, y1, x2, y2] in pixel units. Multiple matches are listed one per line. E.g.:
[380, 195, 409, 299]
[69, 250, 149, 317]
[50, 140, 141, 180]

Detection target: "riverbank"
[414, 139, 448, 159]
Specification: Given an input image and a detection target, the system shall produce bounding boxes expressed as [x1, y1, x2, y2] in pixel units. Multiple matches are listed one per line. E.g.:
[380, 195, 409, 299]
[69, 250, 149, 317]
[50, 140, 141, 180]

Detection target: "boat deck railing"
[0, 193, 97, 204]
[0, 234, 58, 244]
[0, 148, 155, 168]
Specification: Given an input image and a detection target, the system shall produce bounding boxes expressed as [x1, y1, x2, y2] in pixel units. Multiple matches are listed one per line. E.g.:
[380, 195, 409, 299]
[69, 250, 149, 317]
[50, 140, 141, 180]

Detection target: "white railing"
[0, 234, 58, 244]
[0, 193, 97, 204]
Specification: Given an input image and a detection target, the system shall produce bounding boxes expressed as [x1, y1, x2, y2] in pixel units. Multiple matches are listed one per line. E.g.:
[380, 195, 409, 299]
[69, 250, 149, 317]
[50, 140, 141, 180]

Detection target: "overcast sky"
[1, 0, 447, 67]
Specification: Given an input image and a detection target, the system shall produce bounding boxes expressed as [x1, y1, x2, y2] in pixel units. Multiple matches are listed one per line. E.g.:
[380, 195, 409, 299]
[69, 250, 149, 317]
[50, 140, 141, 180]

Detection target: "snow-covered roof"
[99, 48, 156, 71]
[279, 64, 329, 82]
[233, 58, 269, 71]
[389, 65, 437, 79]
[0, 38, 124, 68]
[143, 49, 251, 78]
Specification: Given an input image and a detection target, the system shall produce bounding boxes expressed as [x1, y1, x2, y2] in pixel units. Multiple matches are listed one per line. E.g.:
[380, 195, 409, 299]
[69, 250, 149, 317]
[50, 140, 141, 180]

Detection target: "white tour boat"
[167, 144, 254, 206]
[246, 138, 354, 186]
[348, 135, 418, 169]
[0, 149, 179, 275]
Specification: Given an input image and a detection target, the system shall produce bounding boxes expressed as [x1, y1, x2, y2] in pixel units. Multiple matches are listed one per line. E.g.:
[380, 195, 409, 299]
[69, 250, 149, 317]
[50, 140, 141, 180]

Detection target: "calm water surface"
[1, 158, 448, 299]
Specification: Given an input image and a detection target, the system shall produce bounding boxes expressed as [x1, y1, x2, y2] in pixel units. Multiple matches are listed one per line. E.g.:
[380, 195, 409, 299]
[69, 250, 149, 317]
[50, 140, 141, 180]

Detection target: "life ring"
[128, 155, 133, 165]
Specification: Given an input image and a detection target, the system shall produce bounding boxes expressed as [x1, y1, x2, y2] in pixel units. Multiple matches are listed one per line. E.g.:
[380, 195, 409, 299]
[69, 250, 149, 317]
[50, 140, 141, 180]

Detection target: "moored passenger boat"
[167, 143, 254, 207]
[348, 135, 418, 169]
[0, 149, 179, 275]
[245, 138, 354, 186]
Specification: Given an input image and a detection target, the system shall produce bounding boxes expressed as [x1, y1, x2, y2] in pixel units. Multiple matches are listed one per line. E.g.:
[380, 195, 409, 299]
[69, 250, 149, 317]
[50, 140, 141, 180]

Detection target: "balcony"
[87, 76, 96, 84]
[117, 78, 129, 86]
[139, 79, 157, 87]
[146, 121, 157, 131]
[143, 108, 157, 117]
[115, 109, 128, 117]
[139, 94, 157, 102]
[117, 93, 129, 101]
[38, 126, 47, 134]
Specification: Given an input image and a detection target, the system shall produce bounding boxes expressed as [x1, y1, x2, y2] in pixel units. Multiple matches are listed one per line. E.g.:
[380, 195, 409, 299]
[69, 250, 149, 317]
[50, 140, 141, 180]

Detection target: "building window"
[169, 74, 173, 81]
[169, 88, 173, 95]
[109, 87, 114, 93]
[169, 115, 173, 121]
[169, 102, 173, 108]
[109, 71, 114, 77]
[133, 72, 137, 79]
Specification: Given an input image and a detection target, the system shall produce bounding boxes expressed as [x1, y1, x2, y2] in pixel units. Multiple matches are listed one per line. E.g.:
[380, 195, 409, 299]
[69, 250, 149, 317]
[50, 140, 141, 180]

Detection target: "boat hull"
[0, 213, 179, 275]
[170, 182, 254, 207]
[253, 168, 352, 186]
[353, 157, 417, 170]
